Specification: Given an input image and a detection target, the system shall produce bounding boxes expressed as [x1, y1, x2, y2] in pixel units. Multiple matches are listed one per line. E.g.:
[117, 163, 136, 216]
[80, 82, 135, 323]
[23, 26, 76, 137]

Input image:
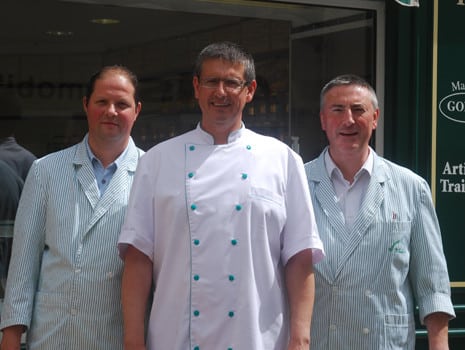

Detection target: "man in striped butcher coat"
[0, 65, 143, 350]
[305, 74, 455, 350]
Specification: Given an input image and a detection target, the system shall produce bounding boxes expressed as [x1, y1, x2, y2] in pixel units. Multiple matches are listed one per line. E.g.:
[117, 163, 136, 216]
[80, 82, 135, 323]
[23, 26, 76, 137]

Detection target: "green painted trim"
[416, 329, 465, 338]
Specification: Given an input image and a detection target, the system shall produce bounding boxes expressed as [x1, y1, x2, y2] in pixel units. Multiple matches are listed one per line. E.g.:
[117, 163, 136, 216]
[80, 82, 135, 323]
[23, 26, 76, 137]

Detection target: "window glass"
[0, 0, 375, 161]
[290, 12, 376, 161]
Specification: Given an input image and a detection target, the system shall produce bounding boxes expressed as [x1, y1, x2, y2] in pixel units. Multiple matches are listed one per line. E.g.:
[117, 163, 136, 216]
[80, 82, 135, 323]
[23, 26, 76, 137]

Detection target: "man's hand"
[0, 325, 25, 350]
[425, 312, 451, 350]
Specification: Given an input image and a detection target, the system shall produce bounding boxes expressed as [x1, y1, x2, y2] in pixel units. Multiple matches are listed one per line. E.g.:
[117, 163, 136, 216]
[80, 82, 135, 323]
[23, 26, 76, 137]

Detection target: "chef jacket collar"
[196, 122, 245, 144]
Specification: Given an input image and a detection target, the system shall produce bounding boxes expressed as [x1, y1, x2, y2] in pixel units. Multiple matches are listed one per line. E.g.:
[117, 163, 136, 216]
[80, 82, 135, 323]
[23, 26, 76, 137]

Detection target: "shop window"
[0, 0, 377, 162]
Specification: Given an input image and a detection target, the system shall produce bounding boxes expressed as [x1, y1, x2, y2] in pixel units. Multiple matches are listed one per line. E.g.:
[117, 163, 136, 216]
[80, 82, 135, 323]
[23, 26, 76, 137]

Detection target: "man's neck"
[200, 118, 242, 145]
[88, 138, 128, 168]
[328, 147, 370, 184]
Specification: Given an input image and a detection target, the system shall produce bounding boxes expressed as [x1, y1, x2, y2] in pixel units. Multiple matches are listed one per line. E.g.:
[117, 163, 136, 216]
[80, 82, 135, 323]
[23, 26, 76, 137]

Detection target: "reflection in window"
[0, 0, 375, 162]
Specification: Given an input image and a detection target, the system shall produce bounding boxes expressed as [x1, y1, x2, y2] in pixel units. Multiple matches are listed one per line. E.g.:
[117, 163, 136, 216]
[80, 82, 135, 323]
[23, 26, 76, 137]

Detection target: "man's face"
[193, 58, 256, 142]
[320, 84, 379, 156]
[83, 71, 141, 147]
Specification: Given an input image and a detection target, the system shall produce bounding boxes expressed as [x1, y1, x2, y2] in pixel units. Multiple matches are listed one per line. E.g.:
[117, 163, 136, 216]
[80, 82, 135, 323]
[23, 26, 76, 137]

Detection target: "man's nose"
[342, 109, 355, 124]
[106, 104, 117, 115]
[213, 81, 227, 95]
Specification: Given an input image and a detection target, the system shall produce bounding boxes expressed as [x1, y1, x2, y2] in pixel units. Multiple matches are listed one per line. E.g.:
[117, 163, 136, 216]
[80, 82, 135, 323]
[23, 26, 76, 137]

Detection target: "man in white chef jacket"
[118, 41, 325, 350]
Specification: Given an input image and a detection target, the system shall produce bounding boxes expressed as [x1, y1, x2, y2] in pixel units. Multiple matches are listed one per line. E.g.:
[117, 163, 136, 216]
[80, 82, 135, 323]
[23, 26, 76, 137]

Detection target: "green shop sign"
[433, 0, 465, 287]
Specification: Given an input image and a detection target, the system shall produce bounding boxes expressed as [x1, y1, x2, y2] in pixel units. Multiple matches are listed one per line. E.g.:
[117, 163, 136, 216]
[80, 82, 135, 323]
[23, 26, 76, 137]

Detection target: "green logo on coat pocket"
[388, 240, 406, 253]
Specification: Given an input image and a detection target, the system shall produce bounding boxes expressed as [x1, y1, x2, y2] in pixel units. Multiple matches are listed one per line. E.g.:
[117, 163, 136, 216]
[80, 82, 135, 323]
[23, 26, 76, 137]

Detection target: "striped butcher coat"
[305, 148, 455, 350]
[0, 135, 143, 349]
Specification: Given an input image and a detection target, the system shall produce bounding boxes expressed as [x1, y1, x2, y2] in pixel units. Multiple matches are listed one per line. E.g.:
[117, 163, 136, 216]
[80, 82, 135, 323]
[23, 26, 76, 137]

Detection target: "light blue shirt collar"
[85, 136, 128, 196]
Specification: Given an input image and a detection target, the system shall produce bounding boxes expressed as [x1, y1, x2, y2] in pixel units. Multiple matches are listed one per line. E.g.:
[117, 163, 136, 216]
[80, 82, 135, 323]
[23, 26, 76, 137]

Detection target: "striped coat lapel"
[73, 138, 140, 235]
[335, 163, 386, 276]
[85, 169, 125, 232]
[74, 141, 99, 210]
[306, 152, 345, 279]
[313, 168, 346, 237]
[307, 150, 389, 280]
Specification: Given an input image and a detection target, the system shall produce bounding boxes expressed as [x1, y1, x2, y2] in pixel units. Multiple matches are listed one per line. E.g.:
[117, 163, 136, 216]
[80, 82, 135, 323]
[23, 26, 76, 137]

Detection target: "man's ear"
[193, 76, 200, 99]
[82, 96, 88, 113]
[372, 108, 380, 130]
[134, 102, 142, 121]
[320, 112, 326, 131]
[245, 80, 257, 103]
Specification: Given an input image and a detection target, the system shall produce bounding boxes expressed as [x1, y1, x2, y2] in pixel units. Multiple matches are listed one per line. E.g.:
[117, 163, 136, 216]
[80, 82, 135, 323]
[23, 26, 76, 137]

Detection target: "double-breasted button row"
[329, 324, 370, 334]
[191, 310, 235, 318]
[189, 203, 245, 211]
[187, 169, 249, 212]
[187, 143, 251, 350]
[188, 203, 245, 211]
[191, 238, 238, 282]
[188, 144, 252, 151]
[193, 347, 234, 350]
[191, 238, 238, 246]
[192, 274, 235, 282]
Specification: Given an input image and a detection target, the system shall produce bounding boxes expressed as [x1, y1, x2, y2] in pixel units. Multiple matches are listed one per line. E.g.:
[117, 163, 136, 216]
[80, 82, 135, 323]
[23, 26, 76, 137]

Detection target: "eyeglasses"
[199, 77, 248, 93]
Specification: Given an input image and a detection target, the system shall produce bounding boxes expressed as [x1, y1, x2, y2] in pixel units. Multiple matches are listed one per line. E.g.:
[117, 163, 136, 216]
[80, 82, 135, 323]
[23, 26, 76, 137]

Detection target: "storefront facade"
[0, 0, 383, 161]
[0, 0, 463, 347]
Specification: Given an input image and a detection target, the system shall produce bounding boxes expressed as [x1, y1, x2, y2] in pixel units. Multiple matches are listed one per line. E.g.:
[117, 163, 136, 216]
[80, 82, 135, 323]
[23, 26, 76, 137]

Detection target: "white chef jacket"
[119, 124, 324, 350]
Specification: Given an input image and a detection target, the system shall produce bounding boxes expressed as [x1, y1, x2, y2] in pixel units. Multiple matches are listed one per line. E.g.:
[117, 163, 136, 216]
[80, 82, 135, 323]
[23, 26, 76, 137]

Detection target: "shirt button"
[189, 145, 195, 151]
[193, 310, 200, 317]
[193, 239, 200, 246]
[193, 274, 200, 281]
[229, 275, 235, 281]
[190, 204, 197, 210]
[235, 204, 242, 211]
[231, 239, 238, 246]
[188, 172, 195, 178]
[70, 308, 78, 315]
[329, 324, 336, 331]
[193, 346, 200, 350]
[241, 173, 248, 180]
[365, 289, 372, 296]
[228, 311, 235, 318]
[75, 268, 81, 273]
[363, 328, 370, 334]
[246, 145, 252, 150]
